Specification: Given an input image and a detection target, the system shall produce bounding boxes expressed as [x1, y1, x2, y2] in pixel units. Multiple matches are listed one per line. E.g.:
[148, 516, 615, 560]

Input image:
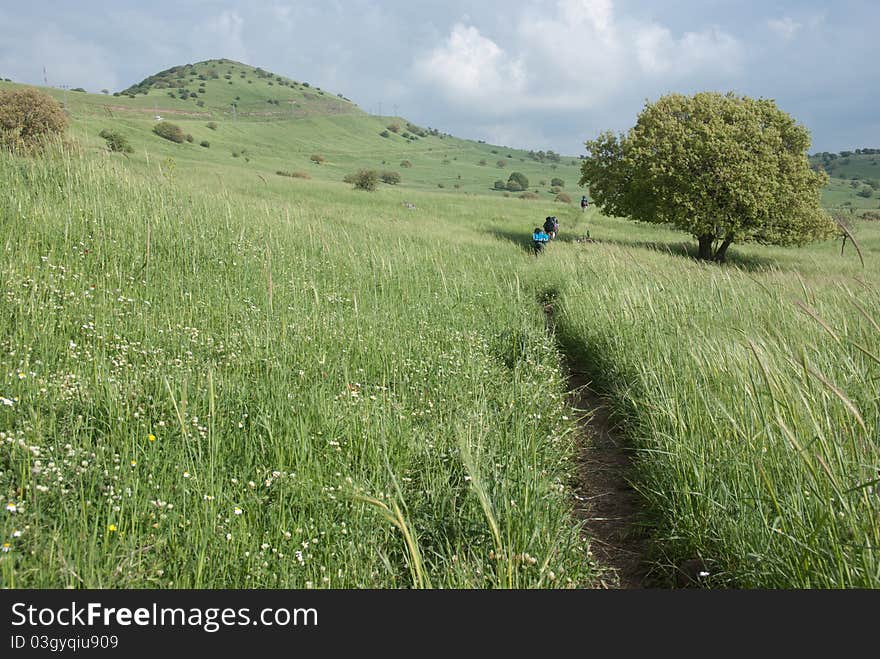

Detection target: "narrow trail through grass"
[565, 364, 647, 588]
[541, 300, 649, 588]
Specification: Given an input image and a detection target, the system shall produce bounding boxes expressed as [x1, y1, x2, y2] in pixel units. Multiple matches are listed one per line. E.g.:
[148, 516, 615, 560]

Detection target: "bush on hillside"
[351, 169, 378, 191]
[857, 186, 874, 198]
[519, 192, 539, 200]
[555, 192, 572, 203]
[277, 170, 311, 179]
[200, 140, 210, 148]
[380, 130, 391, 138]
[496, 160, 507, 168]
[310, 153, 325, 165]
[507, 172, 529, 190]
[861, 210, 880, 221]
[99, 128, 133, 153]
[206, 121, 218, 130]
[0, 87, 68, 152]
[185, 134, 194, 143]
[400, 160, 412, 168]
[152, 121, 187, 143]
[551, 177, 564, 187]
[506, 180, 524, 192]
[381, 171, 401, 185]
[387, 123, 400, 133]
[493, 180, 506, 190]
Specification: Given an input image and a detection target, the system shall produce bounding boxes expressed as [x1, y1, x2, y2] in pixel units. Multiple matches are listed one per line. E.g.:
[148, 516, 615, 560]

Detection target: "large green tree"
[579, 92, 836, 262]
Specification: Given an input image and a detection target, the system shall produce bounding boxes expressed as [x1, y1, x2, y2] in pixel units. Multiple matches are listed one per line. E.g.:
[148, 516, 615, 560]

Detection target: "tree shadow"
[489, 224, 785, 272]
[594, 237, 783, 272]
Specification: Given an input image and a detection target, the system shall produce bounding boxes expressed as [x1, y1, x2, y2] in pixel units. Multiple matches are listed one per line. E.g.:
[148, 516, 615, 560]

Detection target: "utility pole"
[43, 66, 48, 86]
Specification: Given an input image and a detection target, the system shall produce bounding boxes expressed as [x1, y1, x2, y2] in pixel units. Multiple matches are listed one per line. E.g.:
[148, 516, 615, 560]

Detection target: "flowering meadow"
[0, 149, 595, 587]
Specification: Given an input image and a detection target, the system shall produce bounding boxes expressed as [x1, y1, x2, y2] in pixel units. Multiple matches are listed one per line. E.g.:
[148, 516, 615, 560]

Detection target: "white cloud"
[767, 17, 801, 41]
[413, 24, 527, 109]
[414, 0, 743, 116]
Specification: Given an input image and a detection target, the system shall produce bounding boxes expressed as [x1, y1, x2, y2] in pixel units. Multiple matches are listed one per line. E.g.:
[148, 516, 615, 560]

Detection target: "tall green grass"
[0, 147, 593, 588]
[530, 233, 880, 587]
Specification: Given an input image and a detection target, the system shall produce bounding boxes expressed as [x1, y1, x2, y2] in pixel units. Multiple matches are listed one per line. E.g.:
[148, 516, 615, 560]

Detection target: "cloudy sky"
[1, 1, 876, 155]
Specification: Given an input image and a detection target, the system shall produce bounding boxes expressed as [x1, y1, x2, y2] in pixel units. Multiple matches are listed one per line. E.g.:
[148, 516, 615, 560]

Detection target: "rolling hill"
[0, 59, 584, 201]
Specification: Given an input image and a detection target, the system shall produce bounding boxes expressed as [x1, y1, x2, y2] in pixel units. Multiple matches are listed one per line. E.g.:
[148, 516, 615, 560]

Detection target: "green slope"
[0, 59, 584, 201]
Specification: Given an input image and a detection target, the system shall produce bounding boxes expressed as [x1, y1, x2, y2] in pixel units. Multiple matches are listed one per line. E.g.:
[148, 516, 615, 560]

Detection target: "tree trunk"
[697, 234, 714, 260]
[713, 236, 734, 262]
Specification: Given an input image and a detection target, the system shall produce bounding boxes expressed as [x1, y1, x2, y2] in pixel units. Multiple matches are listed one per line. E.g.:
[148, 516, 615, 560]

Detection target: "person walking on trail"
[532, 226, 549, 255]
[581, 195, 589, 211]
[543, 216, 559, 240]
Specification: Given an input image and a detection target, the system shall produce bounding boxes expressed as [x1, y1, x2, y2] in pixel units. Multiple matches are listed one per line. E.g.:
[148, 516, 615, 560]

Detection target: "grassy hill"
[2, 63, 880, 589]
[0, 60, 584, 201]
[810, 150, 880, 214]
[117, 59, 359, 119]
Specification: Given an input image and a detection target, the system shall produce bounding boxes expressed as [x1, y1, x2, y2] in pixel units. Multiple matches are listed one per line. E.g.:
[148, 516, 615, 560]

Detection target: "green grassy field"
[2, 70, 879, 588]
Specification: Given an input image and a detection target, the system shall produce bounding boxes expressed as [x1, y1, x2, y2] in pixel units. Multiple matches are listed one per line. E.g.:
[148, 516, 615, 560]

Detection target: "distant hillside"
[810, 148, 880, 180]
[117, 59, 359, 120]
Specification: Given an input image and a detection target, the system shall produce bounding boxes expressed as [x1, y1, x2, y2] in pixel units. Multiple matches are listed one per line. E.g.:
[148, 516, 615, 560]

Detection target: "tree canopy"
[579, 92, 836, 261]
[0, 87, 68, 152]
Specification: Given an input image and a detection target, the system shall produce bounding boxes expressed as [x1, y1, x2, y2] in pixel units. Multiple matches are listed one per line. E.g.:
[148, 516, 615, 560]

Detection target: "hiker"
[532, 226, 549, 255]
[543, 216, 558, 240]
[581, 195, 589, 211]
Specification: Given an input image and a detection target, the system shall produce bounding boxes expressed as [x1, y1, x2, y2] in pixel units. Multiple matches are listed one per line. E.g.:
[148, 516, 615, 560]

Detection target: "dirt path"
[566, 365, 649, 588]
[543, 304, 650, 588]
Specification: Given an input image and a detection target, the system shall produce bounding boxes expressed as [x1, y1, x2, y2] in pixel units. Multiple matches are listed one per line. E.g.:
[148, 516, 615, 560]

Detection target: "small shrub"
[493, 180, 506, 190]
[400, 160, 412, 168]
[206, 121, 218, 130]
[437, 183, 445, 188]
[507, 172, 529, 190]
[277, 170, 311, 179]
[380, 130, 390, 138]
[351, 169, 378, 191]
[861, 210, 880, 221]
[98, 128, 133, 153]
[857, 186, 874, 198]
[551, 177, 564, 187]
[479, 159, 487, 166]
[506, 180, 523, 192]
[152, 121, 186, 143]
[519, 192, 539, 200]
[496, 160, 507, 168]
[200, 140, 210, 148]
[387, 123, 400, 133]
[555, 192, 572, 203]
[185, 134, 194, 143]
[380, 171, 401, 185]
[550, 186, 561, 194]
[310, 153, 325, 165]
[0, 88, 68, 152]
